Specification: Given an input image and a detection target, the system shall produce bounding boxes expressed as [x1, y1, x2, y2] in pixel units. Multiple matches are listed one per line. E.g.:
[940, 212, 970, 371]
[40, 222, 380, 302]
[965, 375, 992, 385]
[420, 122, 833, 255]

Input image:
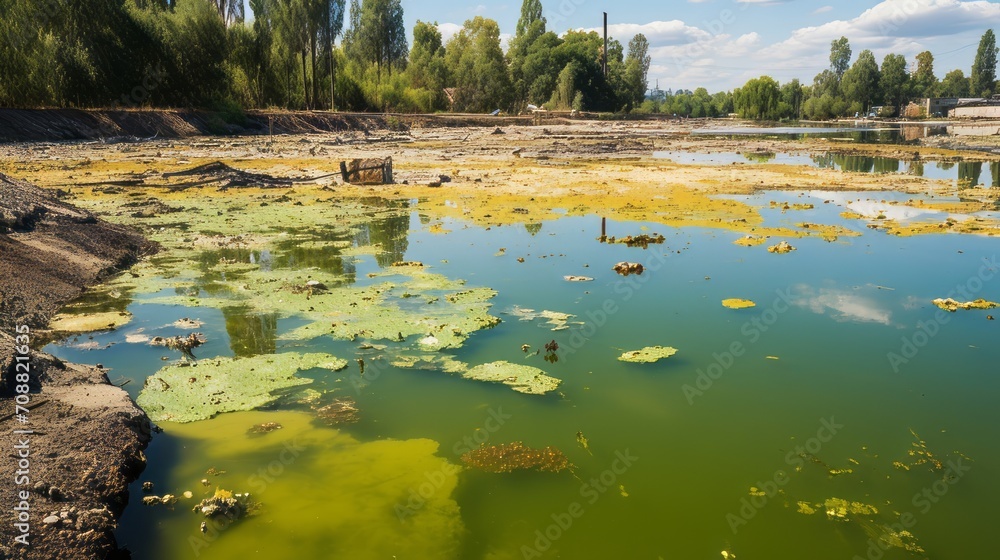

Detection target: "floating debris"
[172, 317, 204, 329]
[313, 398, 360, 425]
[722, 298, 756, 309]
[769, 201, 814, 211]
[390, 354, 469, 373]
[564, 275, 594, 282]
[576, 431, 592, 455]
[193, 488, 256, 519]
[604, 233, 665, 248]
[767, 241, 796, 254]
[612, 261, 644, 276]
[125, 331, 151, 344]
[895, 429, 951, 472]
[462, 361, 561, 394]
[137, 352, 347, 423]
[48, 311, 132, 333]
[149, 333, 206, 358]
[247, 422, 283, 435]
[931, 298, 998, 312]
[619, 485, 628, 497]
[823, 497, 878, 521]
[391, 261, 424, 267]
[618, 346, 678, 363]
[505, 306, 582, 331]
[461, 442, 572, 473]
[734, 235, 767, 247]
[797, 501, 817, 515]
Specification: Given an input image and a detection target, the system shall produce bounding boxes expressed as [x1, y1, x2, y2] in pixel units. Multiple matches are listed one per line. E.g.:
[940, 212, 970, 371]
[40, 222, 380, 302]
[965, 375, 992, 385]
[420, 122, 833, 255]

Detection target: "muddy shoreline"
[1, 174, 157, 559]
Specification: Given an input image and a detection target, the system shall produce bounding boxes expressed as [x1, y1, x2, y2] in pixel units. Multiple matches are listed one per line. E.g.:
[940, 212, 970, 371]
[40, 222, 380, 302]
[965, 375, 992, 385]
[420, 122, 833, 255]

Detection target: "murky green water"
[46, 192, 1000, 559]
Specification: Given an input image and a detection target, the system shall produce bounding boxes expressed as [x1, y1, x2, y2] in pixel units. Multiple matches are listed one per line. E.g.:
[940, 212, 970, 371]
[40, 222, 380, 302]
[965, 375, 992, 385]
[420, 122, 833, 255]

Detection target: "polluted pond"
[34, 177, 1000, 560]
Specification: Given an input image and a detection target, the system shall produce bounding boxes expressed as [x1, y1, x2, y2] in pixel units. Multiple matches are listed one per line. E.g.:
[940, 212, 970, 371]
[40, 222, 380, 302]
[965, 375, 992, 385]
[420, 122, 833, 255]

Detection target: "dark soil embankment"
[0, 108, 536, 143]
[1, 173, 157, 559]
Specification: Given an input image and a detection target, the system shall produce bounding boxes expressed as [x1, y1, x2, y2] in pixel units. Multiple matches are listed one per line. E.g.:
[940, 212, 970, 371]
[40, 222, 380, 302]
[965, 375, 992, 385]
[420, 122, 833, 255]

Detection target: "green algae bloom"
[617, 346, 678, 363]
[137, 352, 347, 423]
[462, 361, 561, 394]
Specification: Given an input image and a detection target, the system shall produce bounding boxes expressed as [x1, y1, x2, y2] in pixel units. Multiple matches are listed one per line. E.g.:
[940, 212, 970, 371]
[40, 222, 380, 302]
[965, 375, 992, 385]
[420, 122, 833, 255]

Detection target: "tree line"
[730, 30, 997, 121]
[0, 0, 995, 120]
[0, 0, 650, 113]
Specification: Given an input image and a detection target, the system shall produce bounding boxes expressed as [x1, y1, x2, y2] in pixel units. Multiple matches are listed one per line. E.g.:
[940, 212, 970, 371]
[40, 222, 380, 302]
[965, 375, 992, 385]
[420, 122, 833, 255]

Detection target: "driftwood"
[340, 157, 393, 185]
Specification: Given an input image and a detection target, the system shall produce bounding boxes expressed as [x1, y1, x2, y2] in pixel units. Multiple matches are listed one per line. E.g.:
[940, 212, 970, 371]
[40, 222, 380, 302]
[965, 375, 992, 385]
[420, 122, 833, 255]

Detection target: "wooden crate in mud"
[340, 157, 393, 185]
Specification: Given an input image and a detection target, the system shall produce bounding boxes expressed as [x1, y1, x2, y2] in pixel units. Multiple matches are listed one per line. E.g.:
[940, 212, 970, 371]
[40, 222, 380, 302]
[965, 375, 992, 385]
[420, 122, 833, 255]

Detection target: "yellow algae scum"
[6, 122, 1000, 242]
[151, 410, 463, 560]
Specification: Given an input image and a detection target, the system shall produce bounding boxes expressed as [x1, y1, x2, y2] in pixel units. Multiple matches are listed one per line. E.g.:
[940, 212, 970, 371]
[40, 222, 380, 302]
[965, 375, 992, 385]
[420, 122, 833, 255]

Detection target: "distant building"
[948, 96, 1000, 119]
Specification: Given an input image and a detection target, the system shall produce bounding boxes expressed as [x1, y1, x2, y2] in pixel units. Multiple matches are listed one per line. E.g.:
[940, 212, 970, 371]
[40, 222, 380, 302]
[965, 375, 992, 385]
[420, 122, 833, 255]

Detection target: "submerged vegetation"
[461, 442, 572, 473]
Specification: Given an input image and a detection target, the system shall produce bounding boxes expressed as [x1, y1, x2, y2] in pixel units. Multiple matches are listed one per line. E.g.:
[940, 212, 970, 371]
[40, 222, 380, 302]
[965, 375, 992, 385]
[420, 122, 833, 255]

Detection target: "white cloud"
[585, 20, 713, 48]
[762, 0, 1000, 62]
[437, 22, 463, 45]
[645, 0, 998, 91]
[500, 33, 513, 51]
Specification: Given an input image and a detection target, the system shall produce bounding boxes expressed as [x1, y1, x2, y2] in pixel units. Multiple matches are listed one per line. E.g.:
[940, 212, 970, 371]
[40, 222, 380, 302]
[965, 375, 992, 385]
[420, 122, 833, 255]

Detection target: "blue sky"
[404, 0, 998, 92]
[251, 0, 998, 93]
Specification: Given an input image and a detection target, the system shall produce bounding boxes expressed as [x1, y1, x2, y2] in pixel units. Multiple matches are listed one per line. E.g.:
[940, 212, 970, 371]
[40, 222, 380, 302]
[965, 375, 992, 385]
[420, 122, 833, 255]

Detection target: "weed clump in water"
[461, 442, 572, 473]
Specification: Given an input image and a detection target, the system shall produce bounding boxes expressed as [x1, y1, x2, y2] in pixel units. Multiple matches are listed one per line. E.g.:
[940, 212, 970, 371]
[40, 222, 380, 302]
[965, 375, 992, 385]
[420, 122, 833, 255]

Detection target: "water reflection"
[221, 307, 279, 356]
[355, 214, 411, 268]
[791, 284, 893, 325]
[958, 162, 982, 188]
[694, 124, 948, 144]
[812, 154, 901, 174]
[658, 150, 996, 188]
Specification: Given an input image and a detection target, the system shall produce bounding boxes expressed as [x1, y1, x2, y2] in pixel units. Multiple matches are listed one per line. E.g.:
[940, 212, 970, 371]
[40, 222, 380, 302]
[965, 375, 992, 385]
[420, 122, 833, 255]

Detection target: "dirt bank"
[1, 173, 157, 559]
[0, 108, 540, 144]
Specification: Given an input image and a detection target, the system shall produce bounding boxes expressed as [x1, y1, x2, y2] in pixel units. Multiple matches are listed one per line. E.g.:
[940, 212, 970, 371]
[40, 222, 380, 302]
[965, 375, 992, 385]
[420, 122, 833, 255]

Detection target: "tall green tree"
[841, 49, 880, 112]
[357, 0, 407, 87]
[779, 79, 803, 119]
[406, 21, 448, 110]
[938, 69, 971, 97]
[274, 0, 312, 108]
[912, 50, 936, 98]
[212, 0, 244, 25]
[315, 0, 346, 109]
[879, 53, 909, 114]
[508, 0, 546, 108]
[623, 33, 651, 108]
[520, 31, 562, 105]
[444, 16, 510, 112]
[551, 30, 616, 110]
[829, 36, 851, 79]
[734, 75, 780, 120]
[970, 29, 997, 96]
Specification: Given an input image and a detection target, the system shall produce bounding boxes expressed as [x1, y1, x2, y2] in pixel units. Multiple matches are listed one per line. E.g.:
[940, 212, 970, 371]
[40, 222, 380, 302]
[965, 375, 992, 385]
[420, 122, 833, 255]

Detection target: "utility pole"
[602, 12, 608, 76]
